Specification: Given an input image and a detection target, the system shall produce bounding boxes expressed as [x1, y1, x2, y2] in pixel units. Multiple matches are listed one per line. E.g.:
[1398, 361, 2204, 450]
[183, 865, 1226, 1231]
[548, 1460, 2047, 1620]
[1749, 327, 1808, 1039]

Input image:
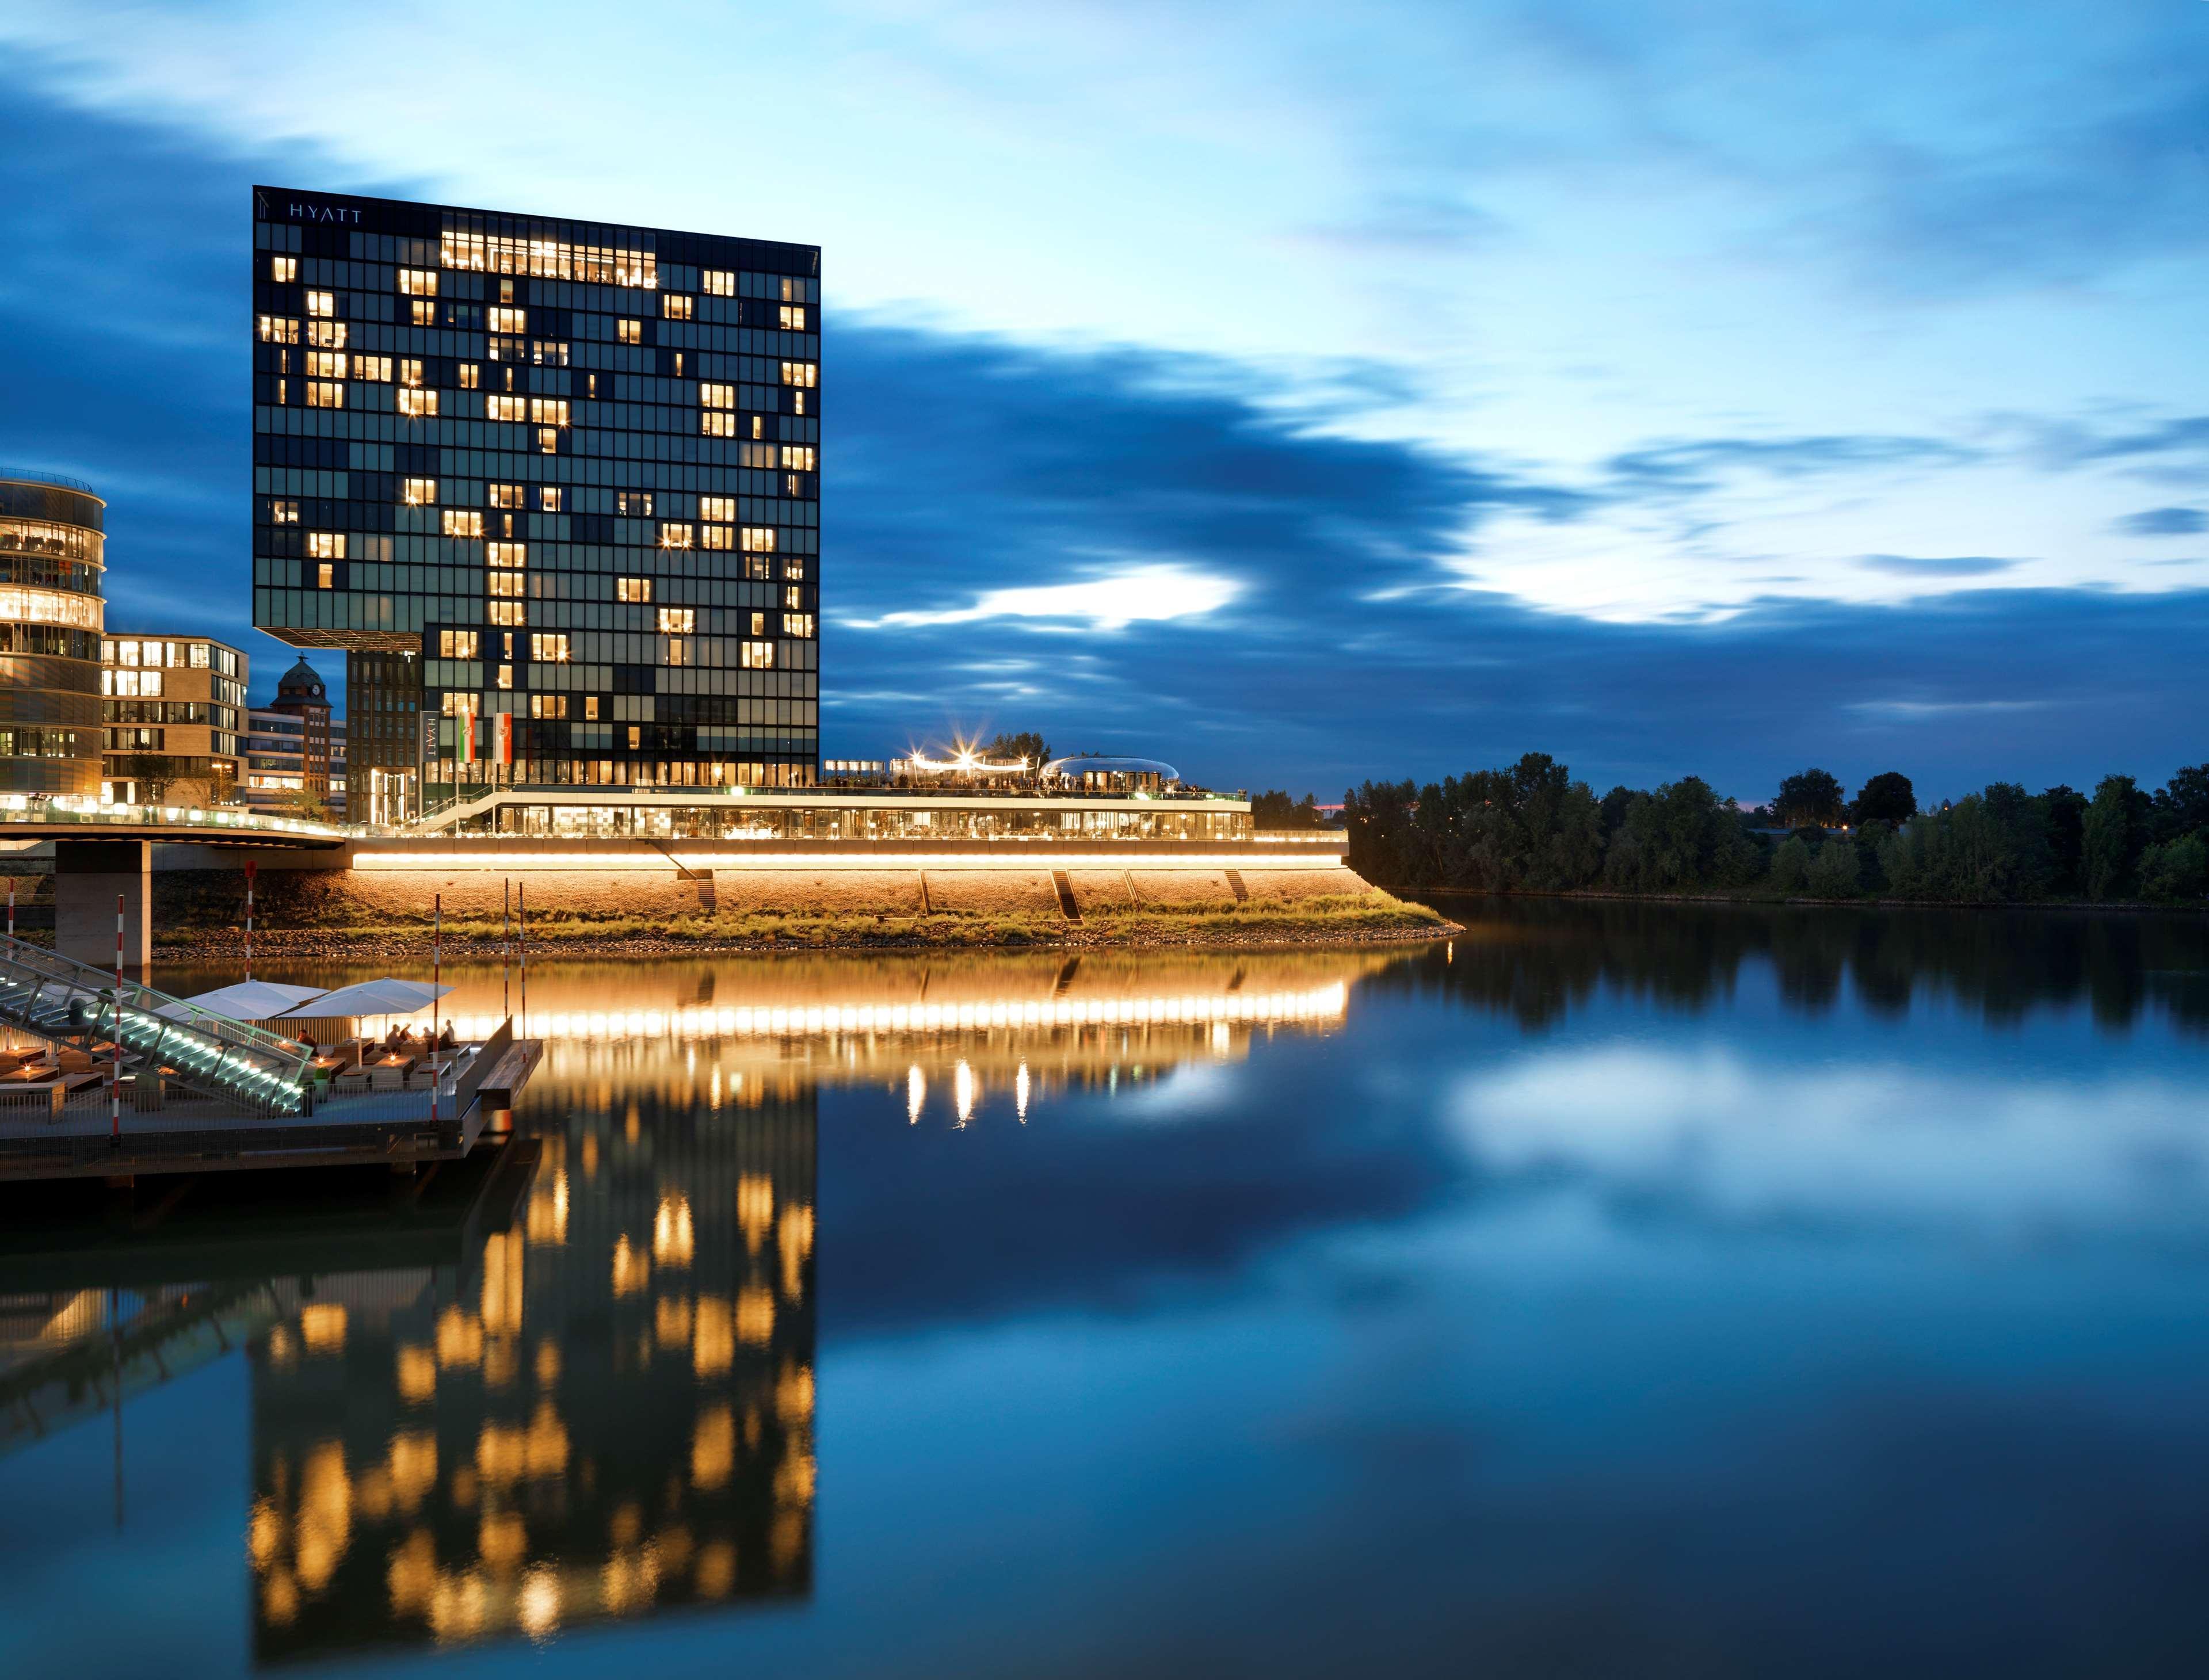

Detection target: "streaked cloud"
[856, 565, 1242, 631]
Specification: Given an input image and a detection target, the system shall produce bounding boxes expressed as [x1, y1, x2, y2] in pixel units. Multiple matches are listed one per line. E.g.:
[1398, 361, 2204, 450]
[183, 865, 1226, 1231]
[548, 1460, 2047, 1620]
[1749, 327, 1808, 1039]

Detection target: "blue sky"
[1, 0, 2205, 801]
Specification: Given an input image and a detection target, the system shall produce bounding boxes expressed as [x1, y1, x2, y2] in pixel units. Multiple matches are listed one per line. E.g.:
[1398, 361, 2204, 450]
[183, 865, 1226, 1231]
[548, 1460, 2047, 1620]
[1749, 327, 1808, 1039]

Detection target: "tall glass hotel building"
[251, 188, 820, 815]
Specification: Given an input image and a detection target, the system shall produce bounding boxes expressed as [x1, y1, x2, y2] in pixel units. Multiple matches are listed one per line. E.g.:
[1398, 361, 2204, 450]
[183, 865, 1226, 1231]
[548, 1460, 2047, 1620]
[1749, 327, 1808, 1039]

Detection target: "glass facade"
[0, 473, 106, 797]
[250, 188, 821, 808]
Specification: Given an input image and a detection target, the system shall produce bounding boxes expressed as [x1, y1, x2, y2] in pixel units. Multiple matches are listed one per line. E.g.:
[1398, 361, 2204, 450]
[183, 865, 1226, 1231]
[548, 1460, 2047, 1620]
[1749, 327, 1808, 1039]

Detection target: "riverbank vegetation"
[1343, 755, 2209, 906]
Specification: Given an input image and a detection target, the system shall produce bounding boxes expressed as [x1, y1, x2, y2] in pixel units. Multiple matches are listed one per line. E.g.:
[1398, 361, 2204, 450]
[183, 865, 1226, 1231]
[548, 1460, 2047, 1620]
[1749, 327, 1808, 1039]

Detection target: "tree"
[1775, 768, 1846, 828]
[1768, 835, 1811, 894]
[109, 753, 178, 806]
[2038, 785, 2088, 896]
[2084, 774, 2153, 900]
[1604, 777, 1760, 892]
[286, 786, 335, 823]
[1806, 835, 1863, 898]
[2153, 763, 2209, 841]
[1851, 771, 1916, 827]
[1250, 790, 1325, 830]
[2139, 833, 2209, 902]
[983, 731, 1051, 769]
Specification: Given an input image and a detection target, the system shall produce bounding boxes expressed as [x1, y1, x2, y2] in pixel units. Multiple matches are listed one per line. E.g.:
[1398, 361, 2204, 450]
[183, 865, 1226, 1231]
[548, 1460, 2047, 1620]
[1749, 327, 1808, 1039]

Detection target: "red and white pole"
[8, 877, 15, 941]
[503, 879, 511, 1021]
[244, 859, 257, 982]
[429, 892, 441, 1128]
[111, 892, 123, 1144]
[517, 882, 527, 1038]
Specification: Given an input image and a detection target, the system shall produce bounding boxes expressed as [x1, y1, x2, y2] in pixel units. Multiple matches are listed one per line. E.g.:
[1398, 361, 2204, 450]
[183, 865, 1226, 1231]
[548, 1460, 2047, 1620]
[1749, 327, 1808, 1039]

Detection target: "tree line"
[1332, 755, 2209, 904]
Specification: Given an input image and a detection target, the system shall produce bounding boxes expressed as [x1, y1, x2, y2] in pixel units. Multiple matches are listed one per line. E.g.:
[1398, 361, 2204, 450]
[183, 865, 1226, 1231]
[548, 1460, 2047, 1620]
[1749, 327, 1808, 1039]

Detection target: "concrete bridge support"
[54, 839, 149, 974]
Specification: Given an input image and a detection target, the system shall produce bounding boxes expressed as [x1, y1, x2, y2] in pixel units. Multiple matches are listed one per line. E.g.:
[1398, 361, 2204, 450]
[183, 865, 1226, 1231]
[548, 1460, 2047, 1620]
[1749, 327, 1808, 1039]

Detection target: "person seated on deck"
[437, 1022, 456, 1051]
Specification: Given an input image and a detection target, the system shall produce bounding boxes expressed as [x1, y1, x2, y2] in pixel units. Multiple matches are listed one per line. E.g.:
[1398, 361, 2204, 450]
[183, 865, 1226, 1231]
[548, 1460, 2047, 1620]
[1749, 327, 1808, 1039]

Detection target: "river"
[2, 899, 2207, 1677]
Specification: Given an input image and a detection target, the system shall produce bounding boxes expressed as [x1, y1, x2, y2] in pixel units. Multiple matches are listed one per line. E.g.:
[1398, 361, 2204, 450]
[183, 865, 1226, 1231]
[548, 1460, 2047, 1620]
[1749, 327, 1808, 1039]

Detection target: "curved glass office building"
[0, 472, 106, 797]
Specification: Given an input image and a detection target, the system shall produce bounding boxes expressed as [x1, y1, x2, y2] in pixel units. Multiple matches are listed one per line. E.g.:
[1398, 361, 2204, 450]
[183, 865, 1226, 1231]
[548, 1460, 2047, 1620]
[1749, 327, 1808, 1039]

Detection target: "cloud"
[857, 564, 1242, 631]
[1605, 435, 1981, 497]
[1856, 554, 2020, 579]
[2117, 507, 2207, 538]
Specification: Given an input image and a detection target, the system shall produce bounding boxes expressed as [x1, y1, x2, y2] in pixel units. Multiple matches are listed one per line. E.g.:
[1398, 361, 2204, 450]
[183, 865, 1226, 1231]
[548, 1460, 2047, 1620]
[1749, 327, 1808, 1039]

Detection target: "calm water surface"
[3, 900, 2208, 1678]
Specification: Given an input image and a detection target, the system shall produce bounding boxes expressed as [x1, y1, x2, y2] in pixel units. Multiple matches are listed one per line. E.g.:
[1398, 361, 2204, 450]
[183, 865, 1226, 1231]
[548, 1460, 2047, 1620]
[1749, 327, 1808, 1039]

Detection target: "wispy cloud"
[2116, 506, 2206, 538]
[1856, 555, 2020, 579]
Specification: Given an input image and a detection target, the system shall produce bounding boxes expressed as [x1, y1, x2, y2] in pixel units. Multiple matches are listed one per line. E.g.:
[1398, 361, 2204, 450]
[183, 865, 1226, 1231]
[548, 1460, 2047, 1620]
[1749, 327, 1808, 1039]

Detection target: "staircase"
[0, 936, 314, 1117]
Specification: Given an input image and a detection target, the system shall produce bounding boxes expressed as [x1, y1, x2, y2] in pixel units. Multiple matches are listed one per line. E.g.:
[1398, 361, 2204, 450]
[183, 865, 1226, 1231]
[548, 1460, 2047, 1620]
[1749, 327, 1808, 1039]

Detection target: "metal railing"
[0, 796, 361, 840]
[0, 934, 314, 1116]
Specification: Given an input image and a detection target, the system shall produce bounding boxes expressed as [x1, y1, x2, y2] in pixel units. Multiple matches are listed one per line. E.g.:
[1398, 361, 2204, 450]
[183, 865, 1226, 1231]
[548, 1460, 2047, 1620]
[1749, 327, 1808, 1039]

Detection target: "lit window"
[269, 499, 299, 525]
[618, 492, 653, 517]
[783, 612, 815, 638]
[779, 303, 805, 330]
[398, 388, 438, 417]
[665, 637, 689, 666]
[783, 556, 805, 581]
[529, 398, 569, 426]
[489, 483, 524, 509]
[489, 572, 525, 598]
[741, 641, 775, 669]
[442, 510, 484, 539]
[663, 295, 693, 320]
[306, 350, 347, 379]
[617, 319, 642, 345]
[306, 319, 348, 349]
[438, 629, 479, 659]
[256, 315, 299, 343]
[703, 269, 735, 296]
[616, 576, 653, 604]
[489, 601, 526, 626]
[302, 290, 336, 319]
[537, 427, 559, 455]
[701, 524, 733, 549]
[458, 363, 480, 389]
[539, 486, 562, 512]
[488, 541, 527, 568]
[781, 445, 817, 471]
[749, 611, 766, 635]
[399, 268, 438, 297]
[400, 358, 424, 387]
[752, 415, 765, 439]
[701, 413, 736, 438]
[531, 633, 571, 662]
[489, 306, 527, 334]
[700, 495, 735, 522]
[584, 696, 600, 720]
[529, 692, 569, 719]
[700, 382, 735, 409]
[411, 299, 436, 326]
[316, 563, 335, 589]
[486, 395, 525, 422]
[305, 379, 344, 408]
[402, 478, 437, 506]
[271, 255, 297, 282]
[657, 606, 695, 633]
[784, 585, 804, 609]
[495, 664, 514, 690]
[307, 533, 346, 560]
[779, 360, 817, 388]
[353, 354, 392, 382]
[659, 522, 693, 549]
[741, 526, 777, 553]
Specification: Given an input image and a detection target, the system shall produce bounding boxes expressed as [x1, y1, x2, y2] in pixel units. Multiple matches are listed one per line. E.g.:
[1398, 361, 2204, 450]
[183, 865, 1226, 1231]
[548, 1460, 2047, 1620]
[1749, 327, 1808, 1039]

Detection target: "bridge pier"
[54, 841, 150, 974]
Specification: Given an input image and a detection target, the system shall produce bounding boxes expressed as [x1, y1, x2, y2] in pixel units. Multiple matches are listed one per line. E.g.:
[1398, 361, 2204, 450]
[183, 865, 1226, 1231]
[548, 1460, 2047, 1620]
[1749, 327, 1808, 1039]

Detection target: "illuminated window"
[529, 398, 569, 426]
[659, 522, 693, 549]
[701, 524, 733, 549]
[486, 394, 525, 422]
[783, 612, 815, 638]
[584, 695, 601, 720]
[793, 391, 807, 415]
[438, 629, 479, 658]
[353, 354, 392, 381]
[489, 306, 527, 334]
[270, 499, 299, 525]
[306, 379, 344, 408]
[663, 294, 693, 320]
[316, 563, 335, 589]
[411, 299, 436, 326]
[700, 496, 735, 522]
[740, 526, 776, 553]
[539, 486, 562, 512]
[529, 692, 569, 718]
[398, 388, 438, 417]
[531, 633, 571, 662]
[616, 576, 652, 604]
[306, 350, 347, 379]
[703, 269, 735, 296]
[657, 606, 695, 633]
[306, 319, 348, 349]
[442, 510, 484, 539]
[617, 319, 642, 345]
[489, 483, 523, 509]
[307, 532, 345, 560]
[399, 268, 438, 296]
[306, 290, 335, 318]
[665, 637, 689, 666]
[400, 358, 424, 387]
[701, 413, 736, 438]
[749, 611, 766, 636]
[618, 492, 653, 517]
[494, 664, 513, 690]
[271, 255, 297, 283]
[489, 571, 525, 598]
[700, 382, 734, 409]
[488, 541, 527, 568]
[780, 360, 817, 388]
[489, 600, 527, 626]
[458, 362, 480, 390]
[256, 315, 299, 343]
[784, 585, 804, 609]
[781, 445, 817, 471]
[741, 641, 775, 669]
[402, 477, 437, 506]
[778, 303, 805, 330]
[752, 415, 765, 439]
[783, 556, 805, 581]
[537, 427, 559, 455]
